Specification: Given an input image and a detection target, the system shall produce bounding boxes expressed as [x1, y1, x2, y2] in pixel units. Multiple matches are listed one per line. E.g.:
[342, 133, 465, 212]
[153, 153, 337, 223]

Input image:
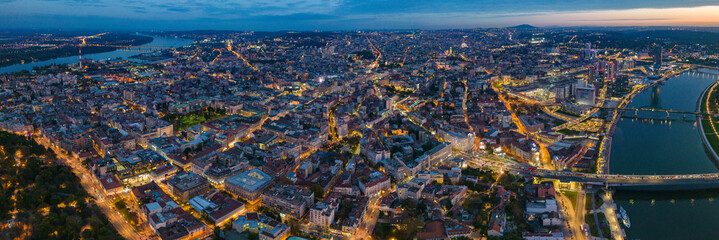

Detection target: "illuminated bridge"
[592, 106, 712, 116]
[71, 44, 175, 52]
[592, 69, 719, 120]
[458, 153, 719, 190]
[530, 170, 719, 189]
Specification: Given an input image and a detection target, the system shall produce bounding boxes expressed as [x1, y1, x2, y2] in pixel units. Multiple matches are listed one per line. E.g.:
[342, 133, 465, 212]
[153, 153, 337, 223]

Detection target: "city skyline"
[2, 0, 719, 30]
[4, 2, 719, 240]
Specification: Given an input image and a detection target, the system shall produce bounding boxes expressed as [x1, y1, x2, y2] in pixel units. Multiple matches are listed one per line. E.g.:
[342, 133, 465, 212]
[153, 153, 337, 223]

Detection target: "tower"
[79, 46, 82, 69]
[653, 45, 663, 67]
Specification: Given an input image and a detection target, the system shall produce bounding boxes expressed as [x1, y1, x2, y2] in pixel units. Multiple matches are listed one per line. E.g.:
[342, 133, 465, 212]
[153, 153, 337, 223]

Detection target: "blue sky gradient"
[1, 0, 719, 30]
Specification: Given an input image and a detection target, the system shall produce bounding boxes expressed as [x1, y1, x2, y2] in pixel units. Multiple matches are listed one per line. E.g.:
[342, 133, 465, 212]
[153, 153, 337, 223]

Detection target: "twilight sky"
[1, 0, 719, 30]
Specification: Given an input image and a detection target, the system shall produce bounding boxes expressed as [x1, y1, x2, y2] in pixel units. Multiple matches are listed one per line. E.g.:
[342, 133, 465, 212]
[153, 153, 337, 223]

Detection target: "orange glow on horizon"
[526, 5, 719, 26]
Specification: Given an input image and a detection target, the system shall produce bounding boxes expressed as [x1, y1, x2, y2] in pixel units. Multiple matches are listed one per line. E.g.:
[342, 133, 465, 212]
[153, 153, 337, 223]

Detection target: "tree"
[498, 173, 517, 187]
[257, 206, 281, 222]
[399, 198, 417, 210]
[310, 184, 324, 200]
[0, 131, 120, 239]
[398, 217, 424, 239]
[336, 201, 355, 220]
[114, 200, 127, 212]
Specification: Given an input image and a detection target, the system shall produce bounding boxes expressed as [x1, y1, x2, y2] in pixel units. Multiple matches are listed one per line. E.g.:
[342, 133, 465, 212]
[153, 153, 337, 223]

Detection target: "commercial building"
[575, 84, 596, 106]
[224, 169, 274, 202]
[526, 199, 558, 215]
[554, 83, 574, 103]
[425, 142, 452, 165]
[612, 75, 630, 96]
[437, 128, 474, 151]
[98, 174, 124, 196]
[166, 171, 211, 202]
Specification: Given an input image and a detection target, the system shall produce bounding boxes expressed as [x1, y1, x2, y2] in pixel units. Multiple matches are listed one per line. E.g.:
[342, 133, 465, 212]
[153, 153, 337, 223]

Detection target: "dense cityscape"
[2, 6, 719, 240]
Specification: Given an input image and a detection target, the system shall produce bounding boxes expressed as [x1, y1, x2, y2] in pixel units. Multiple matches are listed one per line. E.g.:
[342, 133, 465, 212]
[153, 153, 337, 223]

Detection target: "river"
[0, 35, 194, 74]
[610, 68, 719, 239]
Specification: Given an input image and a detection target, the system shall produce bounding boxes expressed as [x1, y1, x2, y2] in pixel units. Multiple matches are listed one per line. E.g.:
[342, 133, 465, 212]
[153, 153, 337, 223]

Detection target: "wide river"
[0, 35, 194, 74]
[610, 68, 719, 239]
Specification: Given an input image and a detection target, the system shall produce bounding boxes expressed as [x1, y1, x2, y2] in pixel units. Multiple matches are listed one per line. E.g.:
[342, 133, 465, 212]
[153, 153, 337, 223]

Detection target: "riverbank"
[698, 76, 719, 161]
[599, 66, 695, 174]
[0, 33, 153, 68]
[0, 35, 194, 75]
[608, 67, 719, 239]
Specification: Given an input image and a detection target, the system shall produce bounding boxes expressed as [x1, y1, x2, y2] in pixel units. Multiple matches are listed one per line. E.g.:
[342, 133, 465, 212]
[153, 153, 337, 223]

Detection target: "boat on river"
[618, 205, 631, 228]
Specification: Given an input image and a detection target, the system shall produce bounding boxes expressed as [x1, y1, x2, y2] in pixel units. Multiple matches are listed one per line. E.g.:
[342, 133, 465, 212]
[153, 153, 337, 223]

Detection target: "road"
[575, 188, 586, 240]
[557, 190, 586, 240]
[354, 196, 382, 240]
[35, 137, 146, 240]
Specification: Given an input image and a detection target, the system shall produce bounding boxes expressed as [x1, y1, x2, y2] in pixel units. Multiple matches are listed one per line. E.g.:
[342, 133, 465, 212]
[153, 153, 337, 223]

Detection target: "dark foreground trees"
[0, 131, 121, 239]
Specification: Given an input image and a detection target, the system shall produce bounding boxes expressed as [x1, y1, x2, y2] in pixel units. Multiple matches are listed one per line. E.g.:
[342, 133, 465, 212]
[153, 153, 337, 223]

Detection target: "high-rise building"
[575, 78, 595, 106]
[583, 43, 596, 59]
[612, 75, 630, 96]
[555, 83, 574, 103]
[653, 45, 663, 67]
[575, 86, 596, 106]
[588, 66, 597, 85]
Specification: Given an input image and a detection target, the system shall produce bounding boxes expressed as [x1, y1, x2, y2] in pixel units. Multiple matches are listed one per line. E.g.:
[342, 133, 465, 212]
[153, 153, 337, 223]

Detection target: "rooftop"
[225, 168, 274, 192]
[166, 171, 209, 192]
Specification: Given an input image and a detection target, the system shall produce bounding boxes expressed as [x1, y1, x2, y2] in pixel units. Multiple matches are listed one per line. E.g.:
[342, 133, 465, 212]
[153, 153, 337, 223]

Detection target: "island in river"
[0, 32, 152, 67]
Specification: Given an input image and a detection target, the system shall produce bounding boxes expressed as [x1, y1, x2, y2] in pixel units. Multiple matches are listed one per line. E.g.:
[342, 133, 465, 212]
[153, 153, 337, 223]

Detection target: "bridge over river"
[531, 169, 719, 188]
[592, 106, 711, 117]
[458, 152, 719, 190]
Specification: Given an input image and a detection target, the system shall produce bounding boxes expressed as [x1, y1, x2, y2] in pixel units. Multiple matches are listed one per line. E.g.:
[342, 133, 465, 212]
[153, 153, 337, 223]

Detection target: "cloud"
[165, 7, 190, 13]
[573, 18, 676, 22]
[1, 0, 719, 30]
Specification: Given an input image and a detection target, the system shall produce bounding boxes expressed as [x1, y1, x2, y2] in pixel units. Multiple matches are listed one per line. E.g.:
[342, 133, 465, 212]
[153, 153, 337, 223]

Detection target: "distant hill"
[508, 24, 539, 29]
